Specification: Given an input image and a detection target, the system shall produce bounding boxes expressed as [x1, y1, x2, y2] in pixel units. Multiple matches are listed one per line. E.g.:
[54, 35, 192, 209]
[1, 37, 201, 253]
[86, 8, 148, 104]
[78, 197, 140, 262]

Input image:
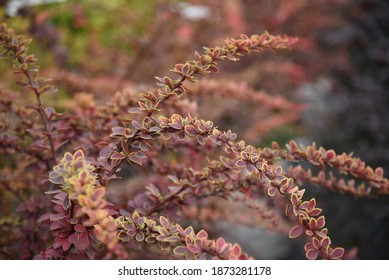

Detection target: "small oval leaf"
[289, 226, 303, 238]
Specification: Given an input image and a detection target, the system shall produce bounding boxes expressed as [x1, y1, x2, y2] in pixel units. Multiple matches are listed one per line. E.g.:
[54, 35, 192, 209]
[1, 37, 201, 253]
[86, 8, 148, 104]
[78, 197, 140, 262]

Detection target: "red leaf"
[316, 216, 325, 229]
[37, 213, 52, 223]
[61, 239, 71, 251]
[64, 152, 73, 162]
[197, 135, 205, 145]
[160, 216, 169, 229]
[312, 237, 320, 249]
[321, 237, 331, 248]
[286, 186, 299, 194]
[110, 126, 124, 137]
[305, 229, 314, 236]
[164, 236, 181, 243]
[131, 120, 142, 129]
[50, 222, 63, 231]
[157, 235, 166, 241]
[127, 153, 142, 165]
[68, 232, 79, 245]
[174, 63, 184, 72]
[74, 224, 86, 233]
[289, 226, 303, 238]
[306, 249, 319, 260]
[216, 237, 230, 253]
[231, 244, 241, 257]
[50, 214, 66, 221]
[187, 244, 201, 254]
[145, 236, 156, 244]
[111, 152, 126, 160]
[159, 116, 170, 125]
[128, 107, 142, 114]
[197, 229, 208, 240]
[184, 125, 197, 136]
[326, 150, 336, 161]
[122, 223, 136, 232]
[117, 231, 129, 241]
[330, 247, 345, 259]
[48, 175, 62, 185]
[198, 253, 207, 260]
[169, 114, 183, 129]
[375, 167, 384, 177]
[299, 201, 309, 210]
[267, 187, 277, 197]
[176, 224, 185, 236]
[161, 242, 170, 251]
[316, 229, 328, 239]
[73, 150, 84, 160]
[158, 227, 169, 237]
[194, 239, 201, 249]
[173, 246, 189, 256]
[289, 140, 298, 152]
[304, 242, 314, 252]
[184, 226, 194, 236]
[309, 218, 317, 229]
[309, 208, 322, 216]
[77, 232, 90, 251]
[53, 238, 62, 249]
[62, 195, 71, 211]
[44, 188, 61, 195]
[308, 198, 316, 210]
[182, 63, 192, 76]
[135, 232, 145, 242]
[236, 160, 246, 167]
[176, 131, 186, 140]
[291, 193, 299, 206]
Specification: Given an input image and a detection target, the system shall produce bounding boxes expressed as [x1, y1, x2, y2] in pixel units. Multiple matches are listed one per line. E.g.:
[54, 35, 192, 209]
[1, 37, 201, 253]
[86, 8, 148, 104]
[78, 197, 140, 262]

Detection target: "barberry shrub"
[0, 22, 388, 260]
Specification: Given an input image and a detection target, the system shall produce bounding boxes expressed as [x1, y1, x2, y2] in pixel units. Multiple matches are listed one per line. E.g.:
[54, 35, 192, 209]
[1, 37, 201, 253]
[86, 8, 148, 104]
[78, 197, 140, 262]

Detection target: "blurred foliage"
[1, 0, 388, 259]
[2, 0, 158, 70]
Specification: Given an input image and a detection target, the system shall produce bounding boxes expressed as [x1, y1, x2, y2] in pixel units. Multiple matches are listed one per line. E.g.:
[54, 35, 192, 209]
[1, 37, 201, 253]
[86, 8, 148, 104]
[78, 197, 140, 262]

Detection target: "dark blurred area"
[1, 0, 388, 259]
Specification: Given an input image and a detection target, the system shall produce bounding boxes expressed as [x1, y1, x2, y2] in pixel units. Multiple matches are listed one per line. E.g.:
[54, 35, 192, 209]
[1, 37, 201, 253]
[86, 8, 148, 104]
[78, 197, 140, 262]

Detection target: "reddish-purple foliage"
[0, 20, 388, 261]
